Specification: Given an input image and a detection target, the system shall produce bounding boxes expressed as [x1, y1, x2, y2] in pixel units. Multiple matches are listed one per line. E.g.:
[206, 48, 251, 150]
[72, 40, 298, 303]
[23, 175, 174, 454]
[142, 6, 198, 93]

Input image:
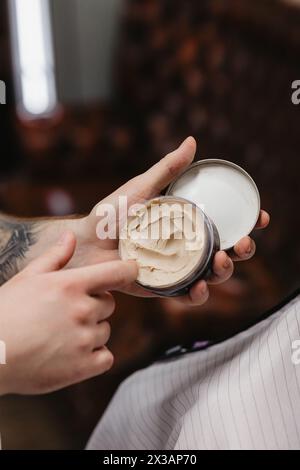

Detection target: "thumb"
[85, 137, 197, 246]
[134, 136, 197, 198]
[24, 231, 76, 275]
[103, 136, 197, 209]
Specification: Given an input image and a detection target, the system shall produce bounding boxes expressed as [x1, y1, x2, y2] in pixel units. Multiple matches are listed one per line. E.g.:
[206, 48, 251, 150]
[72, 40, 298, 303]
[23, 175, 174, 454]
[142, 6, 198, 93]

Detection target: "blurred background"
[0, 0, 300, 449]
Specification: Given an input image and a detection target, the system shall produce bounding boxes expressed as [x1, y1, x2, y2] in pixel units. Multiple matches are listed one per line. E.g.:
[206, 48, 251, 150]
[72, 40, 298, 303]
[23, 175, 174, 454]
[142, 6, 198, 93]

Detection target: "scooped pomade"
[119, 198, 205, 288]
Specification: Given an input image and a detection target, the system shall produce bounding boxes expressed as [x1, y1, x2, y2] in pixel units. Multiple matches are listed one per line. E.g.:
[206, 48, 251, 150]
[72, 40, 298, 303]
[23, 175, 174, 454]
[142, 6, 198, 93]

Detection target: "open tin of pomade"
[119, 196, 220, 297]
[119, 159, 260, 297]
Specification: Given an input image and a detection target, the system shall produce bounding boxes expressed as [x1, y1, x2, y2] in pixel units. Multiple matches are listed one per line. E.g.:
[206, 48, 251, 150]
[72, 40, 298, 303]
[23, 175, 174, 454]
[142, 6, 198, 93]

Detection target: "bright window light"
[9, 0, 57, 117]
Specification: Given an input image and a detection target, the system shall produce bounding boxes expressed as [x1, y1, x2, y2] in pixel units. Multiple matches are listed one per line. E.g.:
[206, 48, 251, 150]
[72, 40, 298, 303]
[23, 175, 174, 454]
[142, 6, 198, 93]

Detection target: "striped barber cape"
[87, 289, 300, 450]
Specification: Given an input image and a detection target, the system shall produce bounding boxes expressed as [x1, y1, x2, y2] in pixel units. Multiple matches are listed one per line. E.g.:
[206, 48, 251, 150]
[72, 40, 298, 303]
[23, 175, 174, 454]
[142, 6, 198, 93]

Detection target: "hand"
[0, 231, 137, 395]
[72, 137, 270, 306]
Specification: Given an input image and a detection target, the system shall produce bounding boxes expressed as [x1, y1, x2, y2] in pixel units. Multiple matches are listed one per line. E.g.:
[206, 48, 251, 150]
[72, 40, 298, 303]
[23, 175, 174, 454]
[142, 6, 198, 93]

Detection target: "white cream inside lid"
[168, 160, 260, 251]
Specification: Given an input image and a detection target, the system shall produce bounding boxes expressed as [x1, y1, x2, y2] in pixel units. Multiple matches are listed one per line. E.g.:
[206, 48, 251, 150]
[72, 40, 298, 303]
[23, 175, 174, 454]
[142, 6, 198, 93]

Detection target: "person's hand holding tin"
[0, 231, 137, 395]
[78, 137, 269, 305]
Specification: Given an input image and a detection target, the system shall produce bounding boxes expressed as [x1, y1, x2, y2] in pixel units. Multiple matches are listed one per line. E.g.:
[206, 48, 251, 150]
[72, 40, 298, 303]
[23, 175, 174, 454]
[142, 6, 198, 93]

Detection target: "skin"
[70, 136, 269, 305]
[0, 232, 138, 395]
[0, 137, 269, 395]
[0, 138, 269, 299]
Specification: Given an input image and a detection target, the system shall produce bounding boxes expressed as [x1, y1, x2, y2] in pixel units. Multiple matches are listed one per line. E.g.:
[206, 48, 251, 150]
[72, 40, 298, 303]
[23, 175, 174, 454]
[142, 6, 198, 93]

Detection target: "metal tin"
[119, 195, 220, 297]
[119, 160, 260, 297]
[166, 159, 261, 251]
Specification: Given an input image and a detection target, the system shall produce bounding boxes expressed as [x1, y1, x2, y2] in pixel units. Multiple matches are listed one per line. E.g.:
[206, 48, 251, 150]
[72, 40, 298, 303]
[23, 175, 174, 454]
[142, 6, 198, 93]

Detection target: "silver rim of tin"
[166, 159, 261, 243]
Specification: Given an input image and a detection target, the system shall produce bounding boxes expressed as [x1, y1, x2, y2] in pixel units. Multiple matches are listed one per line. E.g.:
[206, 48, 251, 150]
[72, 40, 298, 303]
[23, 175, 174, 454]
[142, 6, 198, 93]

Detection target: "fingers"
[255, 210, 270, 229]
[69, 260, 138, 293]
[208, 210, 269, 264]
[216, 210, 268, 263]
[89, 347, 114, 377]
[137, 136, 197, 197]
[207, 250, 234, 285]
[77, 346, 114, 382]
[175, 279, 209, 307]
[176, 251, 234, 306]
[24, 231, 76, 275]
[144, 212, 268, 309]
[229, 236, 256, 262]
[96, 292, 116, 322]
[93, 321, 111, 350]
[173, 250, 234, 306]
[100, 137, 197, 212]
[88, 292, 115, 323]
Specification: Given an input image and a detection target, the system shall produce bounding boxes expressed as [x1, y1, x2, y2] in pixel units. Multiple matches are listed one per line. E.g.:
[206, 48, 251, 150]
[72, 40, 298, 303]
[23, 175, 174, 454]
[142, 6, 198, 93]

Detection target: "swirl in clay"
[119, 198, 205, 288]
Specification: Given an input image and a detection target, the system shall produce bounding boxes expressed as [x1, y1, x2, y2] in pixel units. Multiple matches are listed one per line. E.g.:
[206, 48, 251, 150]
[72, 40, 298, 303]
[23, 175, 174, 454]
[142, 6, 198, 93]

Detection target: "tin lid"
[166, 159, 261, 251]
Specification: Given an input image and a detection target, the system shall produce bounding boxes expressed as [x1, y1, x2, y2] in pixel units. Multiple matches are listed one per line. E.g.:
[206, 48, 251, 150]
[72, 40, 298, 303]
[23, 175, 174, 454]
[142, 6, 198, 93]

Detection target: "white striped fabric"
[87, 292, 300, 450]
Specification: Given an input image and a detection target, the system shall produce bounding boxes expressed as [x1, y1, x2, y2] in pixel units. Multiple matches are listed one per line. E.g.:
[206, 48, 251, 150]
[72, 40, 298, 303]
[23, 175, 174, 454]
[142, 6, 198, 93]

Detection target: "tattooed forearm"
[0, 213, 79, 285]
[0, 216, 37, 285]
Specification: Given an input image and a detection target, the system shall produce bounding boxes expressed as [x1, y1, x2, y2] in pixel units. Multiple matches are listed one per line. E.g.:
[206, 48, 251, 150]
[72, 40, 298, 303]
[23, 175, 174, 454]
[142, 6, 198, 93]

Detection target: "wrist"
[20, 217, 85, 269]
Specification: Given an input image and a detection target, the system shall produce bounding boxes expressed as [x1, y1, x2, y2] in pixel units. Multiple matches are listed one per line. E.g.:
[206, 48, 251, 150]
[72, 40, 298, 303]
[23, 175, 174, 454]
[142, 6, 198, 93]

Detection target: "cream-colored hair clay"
[119, 196, 219, 296]
[120, 197, 205, 288]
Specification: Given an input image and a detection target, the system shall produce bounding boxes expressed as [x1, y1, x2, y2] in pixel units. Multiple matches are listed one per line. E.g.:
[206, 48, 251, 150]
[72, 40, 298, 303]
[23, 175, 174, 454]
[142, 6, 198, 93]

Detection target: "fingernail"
[246, 243, 252, 254]
[223, 258, 231, 269]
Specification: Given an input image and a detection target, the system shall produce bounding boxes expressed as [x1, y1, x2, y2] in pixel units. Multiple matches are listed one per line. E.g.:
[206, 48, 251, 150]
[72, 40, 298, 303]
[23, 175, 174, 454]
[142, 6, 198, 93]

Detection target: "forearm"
[0, 213, 81, 285]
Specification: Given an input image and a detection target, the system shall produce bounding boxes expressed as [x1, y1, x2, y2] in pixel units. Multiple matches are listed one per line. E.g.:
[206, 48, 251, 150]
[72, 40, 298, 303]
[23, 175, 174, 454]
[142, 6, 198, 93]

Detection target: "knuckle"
[80, 350, 115, 381]
[41, 275, 67, 301]
[78, 330, 93, 351]
[116, 267, 132, 287]
[106, 269, 126, 289]
[99, 349, 114, 372]
[100, 321, 111, 344]
[103, 292, 116, 316]
[192, 284, 209, 305]
[60, 278, 76, 296]
[74, 301, 92, 323]
[127, 176, 146, 201]
[164, 158, 178, 178]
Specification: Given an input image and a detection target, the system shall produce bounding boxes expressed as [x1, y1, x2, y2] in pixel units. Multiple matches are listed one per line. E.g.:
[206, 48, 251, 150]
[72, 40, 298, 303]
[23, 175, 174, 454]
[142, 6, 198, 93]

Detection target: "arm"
[0, 213, 80, 285]
[0, 214, 38, 284]
[0, 231, 137, 396]
[0, 138, 269, 298]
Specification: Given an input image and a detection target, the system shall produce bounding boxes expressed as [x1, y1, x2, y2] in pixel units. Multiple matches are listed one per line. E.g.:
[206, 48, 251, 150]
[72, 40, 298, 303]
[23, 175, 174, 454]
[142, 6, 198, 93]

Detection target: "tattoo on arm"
[0, 217, 37, 285]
